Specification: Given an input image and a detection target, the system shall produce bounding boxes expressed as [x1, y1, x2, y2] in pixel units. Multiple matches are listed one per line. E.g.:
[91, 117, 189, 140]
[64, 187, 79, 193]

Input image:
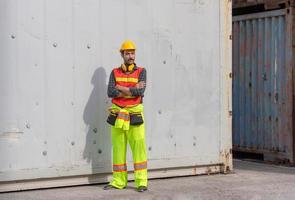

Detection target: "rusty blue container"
[232, 8, 294, 163]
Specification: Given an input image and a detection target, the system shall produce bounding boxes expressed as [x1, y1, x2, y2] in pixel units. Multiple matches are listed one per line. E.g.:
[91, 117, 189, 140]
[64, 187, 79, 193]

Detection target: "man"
[104, 40, 148, 192]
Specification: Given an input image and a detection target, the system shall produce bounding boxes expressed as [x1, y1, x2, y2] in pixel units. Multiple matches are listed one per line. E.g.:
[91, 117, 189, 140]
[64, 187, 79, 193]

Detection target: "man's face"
[122, 50, 135, 65]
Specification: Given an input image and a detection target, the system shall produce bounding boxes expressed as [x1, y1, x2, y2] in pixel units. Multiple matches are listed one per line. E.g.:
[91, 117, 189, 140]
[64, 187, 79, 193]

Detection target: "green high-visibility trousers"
[110, 122, 148, 189]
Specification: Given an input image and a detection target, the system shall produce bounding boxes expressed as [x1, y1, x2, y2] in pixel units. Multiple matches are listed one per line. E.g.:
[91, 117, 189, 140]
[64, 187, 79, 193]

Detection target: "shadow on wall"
[83, 67, 112, 183]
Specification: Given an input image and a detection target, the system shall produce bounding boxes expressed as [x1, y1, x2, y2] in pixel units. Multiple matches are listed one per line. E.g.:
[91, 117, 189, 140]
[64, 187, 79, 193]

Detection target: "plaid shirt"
[107, 65, 147, 98]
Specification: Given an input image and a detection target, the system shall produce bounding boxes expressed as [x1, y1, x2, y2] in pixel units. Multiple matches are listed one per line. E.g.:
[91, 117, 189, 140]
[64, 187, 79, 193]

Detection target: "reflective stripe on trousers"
[134, 161, 147, 171]
[113, 163, 127, 172]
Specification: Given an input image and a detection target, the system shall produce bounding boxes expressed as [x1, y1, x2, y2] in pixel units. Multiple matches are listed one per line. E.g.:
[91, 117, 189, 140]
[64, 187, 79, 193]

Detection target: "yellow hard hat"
[120, 40, 136, 52]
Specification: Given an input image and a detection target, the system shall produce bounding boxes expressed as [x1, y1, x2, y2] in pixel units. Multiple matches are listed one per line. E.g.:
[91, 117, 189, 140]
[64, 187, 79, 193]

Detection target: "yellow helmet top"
[120, 40, 136, 52]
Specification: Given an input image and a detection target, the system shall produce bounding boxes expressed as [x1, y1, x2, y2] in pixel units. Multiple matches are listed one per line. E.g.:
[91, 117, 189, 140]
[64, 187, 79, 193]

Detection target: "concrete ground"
[1, 160, 295, 200]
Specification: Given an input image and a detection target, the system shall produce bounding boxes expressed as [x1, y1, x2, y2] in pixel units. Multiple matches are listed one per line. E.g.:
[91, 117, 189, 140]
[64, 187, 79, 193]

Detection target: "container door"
[232, 9, 293, 162]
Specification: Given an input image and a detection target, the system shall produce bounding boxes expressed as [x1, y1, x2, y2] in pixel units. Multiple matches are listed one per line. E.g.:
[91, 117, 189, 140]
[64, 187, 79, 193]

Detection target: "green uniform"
[109, 104, 148, 189]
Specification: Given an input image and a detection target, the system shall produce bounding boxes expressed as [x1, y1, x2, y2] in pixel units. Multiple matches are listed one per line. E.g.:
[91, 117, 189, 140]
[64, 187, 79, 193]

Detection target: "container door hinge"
[229, 72, 232, 78]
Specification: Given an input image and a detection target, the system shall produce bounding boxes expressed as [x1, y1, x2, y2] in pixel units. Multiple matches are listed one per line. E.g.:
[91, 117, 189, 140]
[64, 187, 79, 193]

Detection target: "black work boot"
[103, 185, 121, 190]
[137, 186, 148, 192]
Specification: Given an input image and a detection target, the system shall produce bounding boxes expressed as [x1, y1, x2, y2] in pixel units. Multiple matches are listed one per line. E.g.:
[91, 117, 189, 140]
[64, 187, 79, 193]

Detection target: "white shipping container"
[0, 0, 232, 192]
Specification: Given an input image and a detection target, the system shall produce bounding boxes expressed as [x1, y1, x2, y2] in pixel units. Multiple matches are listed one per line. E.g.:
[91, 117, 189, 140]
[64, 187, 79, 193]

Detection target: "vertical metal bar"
[264, 16, 271, 150]
[251, 18, 258, 149]
[245, 20, 252, 148]
[277, 15, 285, 152]
[270, 16, 276, 150]
[291, 8, 295, 163]
[285, 8, 294, 161]
[273, 16, 280, 151]
[282, 12, 289, 154]
[233, 21, 240, 147]
[257, 17, 264, 150]
[239, 21, 246, 147]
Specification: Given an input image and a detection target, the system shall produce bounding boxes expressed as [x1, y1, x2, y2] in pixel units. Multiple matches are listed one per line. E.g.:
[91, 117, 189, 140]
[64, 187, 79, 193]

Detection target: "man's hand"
[115, 85, 132, 96]
[117, 92, 125, 98]
[136, 81, 146, 89]
[115, 85, 123, 91]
